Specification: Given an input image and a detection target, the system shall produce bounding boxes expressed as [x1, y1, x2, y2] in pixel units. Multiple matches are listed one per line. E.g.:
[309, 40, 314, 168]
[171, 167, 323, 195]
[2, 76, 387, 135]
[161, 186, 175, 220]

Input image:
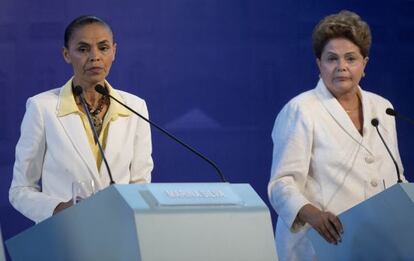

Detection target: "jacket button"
[365, 156, 375, 164]
[370, 180, 378, 187]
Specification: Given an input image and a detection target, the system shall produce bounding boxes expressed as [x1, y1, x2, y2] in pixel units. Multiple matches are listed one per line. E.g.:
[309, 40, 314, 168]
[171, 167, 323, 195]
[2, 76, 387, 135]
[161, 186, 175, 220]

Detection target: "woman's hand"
[53, 200, 73, 215]
[298, 204, 343, 244]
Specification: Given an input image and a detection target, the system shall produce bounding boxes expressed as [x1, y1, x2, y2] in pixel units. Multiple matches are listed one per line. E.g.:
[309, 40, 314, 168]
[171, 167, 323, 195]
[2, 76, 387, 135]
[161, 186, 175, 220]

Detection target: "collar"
[315, 78, 364, 101]
[314, 78, 374, 153]
[57, 78, 132, 119]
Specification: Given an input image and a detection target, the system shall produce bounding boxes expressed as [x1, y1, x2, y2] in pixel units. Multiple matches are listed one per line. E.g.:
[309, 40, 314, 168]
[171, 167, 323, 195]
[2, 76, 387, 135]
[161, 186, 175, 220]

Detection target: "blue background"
[1, 0, 414, 255]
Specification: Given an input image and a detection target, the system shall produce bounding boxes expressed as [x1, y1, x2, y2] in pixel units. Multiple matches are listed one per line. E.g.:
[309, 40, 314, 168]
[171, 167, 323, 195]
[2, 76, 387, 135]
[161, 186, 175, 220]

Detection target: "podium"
[0, 225, 5, 261]
[309, 183, 414, 260]
[6, 183, 277, 261]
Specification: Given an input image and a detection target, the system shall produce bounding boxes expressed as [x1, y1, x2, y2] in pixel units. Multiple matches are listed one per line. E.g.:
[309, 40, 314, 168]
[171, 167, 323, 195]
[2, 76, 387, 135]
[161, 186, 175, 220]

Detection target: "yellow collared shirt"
[57, 79, 131, 170]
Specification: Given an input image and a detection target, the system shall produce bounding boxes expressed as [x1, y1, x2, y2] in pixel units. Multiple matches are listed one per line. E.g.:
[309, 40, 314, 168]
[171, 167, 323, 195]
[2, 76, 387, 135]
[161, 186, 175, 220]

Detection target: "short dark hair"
[64, 15, 113, 48]
[312, 10, 371, 58]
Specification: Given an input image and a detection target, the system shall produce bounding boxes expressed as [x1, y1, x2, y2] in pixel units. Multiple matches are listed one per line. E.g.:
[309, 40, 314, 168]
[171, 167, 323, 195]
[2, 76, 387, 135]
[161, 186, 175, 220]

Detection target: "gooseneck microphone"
[73, 85, 115, 185]
[95, 84, 227, 182]
[386, 107, 414, 126]
[371, 118, 402, 183]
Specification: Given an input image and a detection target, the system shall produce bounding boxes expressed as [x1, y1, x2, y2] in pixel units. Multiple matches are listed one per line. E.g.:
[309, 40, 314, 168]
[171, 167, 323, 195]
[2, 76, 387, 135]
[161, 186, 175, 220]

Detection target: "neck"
[338, 91, 361, 112]
[73, 78, 105, 106]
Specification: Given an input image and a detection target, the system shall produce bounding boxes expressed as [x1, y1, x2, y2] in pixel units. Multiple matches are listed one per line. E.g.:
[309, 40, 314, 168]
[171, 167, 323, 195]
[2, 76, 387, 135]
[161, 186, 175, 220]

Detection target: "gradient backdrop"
[1, 0, 414, 256]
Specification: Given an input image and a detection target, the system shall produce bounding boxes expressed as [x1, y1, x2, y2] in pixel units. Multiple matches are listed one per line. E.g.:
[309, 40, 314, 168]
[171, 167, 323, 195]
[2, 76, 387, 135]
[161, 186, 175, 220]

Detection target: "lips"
[86, 67, 103, 74]
[335, 76, 349, 81]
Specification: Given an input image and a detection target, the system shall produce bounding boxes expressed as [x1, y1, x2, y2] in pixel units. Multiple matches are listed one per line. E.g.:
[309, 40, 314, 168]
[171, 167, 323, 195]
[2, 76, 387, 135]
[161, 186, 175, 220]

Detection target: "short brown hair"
[312, 10, 371, 58]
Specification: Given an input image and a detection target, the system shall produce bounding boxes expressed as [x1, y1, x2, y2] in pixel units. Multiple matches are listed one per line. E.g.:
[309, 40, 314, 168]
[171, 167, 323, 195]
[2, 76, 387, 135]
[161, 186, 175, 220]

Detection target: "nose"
[89, 47, 101, 62]
[336, 58, 347, 72]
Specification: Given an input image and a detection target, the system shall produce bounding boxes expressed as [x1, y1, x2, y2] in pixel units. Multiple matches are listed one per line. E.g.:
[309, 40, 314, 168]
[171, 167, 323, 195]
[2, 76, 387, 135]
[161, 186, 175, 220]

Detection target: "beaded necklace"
[72, 84, 109, 135]
[85, 95, 108, 134]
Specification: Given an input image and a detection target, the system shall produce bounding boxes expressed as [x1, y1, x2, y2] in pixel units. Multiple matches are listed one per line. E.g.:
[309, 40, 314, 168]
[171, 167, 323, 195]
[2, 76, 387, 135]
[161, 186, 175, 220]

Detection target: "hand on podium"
[53, 201, 73, 215]
[298, 204, 343, 245]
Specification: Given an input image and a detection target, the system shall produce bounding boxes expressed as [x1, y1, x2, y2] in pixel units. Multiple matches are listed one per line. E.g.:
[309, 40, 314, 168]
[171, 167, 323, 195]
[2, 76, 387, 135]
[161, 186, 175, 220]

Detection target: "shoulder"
[362, 89, 392, 107]
[111, 89, 149, 113]
[289, 89, 319, 106]
[26, 88, 61, 111]
[273, 89, 319, 134]
[115, 90, 146, 104]
[278, 89, 319, 118]
[361, 89, 394, 119]
[21, 88, 61, 123]
[361, 89, 396, 132]
[28, 88, 60, 102]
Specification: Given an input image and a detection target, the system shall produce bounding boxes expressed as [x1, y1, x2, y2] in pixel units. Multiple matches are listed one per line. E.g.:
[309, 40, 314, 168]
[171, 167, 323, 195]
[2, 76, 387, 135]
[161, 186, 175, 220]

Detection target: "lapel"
[359, 90, 375, 155]
[98, 89, 132, 175]
[100, 117, 123, 174]
[314, 79, 374, 155]
[55, 86, 100, 178]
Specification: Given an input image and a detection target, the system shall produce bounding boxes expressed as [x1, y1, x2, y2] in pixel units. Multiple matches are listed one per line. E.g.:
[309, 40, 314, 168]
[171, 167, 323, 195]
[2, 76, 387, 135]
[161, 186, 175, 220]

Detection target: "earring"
[362, 72, 366, 77]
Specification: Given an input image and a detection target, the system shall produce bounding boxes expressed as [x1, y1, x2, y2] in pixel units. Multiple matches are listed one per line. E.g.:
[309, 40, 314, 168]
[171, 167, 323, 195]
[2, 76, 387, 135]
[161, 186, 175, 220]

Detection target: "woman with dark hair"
[9, 15, 153, 223]
[268, 10, 406, 260]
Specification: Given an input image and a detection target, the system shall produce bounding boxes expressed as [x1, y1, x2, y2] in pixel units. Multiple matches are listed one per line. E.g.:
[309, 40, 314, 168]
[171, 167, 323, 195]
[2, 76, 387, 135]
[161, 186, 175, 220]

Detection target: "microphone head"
[371, 118, 379, 127]
[386, 108, 396, 116]
[95, 84, 109, 95]
[73, 85, 83, 96]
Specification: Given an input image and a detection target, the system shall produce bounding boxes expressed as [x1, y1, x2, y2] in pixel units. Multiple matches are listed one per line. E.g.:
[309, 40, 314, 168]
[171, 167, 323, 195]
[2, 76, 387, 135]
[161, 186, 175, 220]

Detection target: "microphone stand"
[371, 118, 402, 183]
[95, 84, 227, 183]
[73, 85, 115, 185]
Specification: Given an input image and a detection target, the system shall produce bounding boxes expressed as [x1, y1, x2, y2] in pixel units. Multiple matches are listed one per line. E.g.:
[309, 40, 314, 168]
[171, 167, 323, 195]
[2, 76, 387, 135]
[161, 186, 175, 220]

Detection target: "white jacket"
[10, 80, 153, 223]
[268, 79, 405, 261]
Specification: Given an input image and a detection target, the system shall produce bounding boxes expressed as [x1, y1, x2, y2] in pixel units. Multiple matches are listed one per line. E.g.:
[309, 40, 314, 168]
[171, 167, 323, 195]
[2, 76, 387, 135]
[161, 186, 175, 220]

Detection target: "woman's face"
[63, 23, 116, 87]
[317, 38, 368, 98]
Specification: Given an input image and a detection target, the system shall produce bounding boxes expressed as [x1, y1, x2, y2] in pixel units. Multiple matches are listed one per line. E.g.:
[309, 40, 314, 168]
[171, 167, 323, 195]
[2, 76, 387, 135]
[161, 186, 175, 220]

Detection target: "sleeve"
[9, 98, 62, 223]
[129, 100, 154, 183]
[267, 100, 314, 232]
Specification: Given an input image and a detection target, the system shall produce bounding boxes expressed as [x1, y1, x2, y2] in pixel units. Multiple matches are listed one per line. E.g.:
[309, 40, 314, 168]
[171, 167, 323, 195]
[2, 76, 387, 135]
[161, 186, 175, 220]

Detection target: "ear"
[316, 58, 321, 71]
[363, 56, 369, 68]
[62, 47, 71, 64]
[112, 43, 117, 62]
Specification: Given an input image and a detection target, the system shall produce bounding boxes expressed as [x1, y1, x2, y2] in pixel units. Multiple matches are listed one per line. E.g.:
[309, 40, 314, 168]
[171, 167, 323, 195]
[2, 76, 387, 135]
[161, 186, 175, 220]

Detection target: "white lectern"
[0, 225, 5, 261]
[309, 183, 414, 260]
[6, 183, 277, 261]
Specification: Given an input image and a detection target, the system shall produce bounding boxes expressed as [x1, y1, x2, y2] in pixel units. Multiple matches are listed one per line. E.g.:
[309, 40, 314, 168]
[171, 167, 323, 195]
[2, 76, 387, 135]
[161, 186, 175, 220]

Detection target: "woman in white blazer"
[268, 10, 407, 261]
[9, 16, 153, 223]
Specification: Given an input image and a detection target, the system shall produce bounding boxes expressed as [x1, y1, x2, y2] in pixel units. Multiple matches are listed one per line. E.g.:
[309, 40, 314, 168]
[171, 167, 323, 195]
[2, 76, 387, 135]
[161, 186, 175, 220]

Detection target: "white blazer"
[268, 79, 405, 261]
[10, 80, 153, 223]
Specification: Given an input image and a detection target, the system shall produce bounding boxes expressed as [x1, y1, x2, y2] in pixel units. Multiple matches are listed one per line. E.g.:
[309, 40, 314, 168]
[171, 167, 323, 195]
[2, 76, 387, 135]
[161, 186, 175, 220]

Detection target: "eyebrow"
[325, 51, 359, 56]
[76, 40, 111, 46]
[97, 40, 111, 45]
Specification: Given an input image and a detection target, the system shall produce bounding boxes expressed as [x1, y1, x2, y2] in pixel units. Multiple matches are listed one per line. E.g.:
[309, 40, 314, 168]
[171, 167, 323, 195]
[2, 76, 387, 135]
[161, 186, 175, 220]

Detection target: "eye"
[77, 46, 89, 53]
[326, 56, 337, 62]
[346, 56, 356, 62]
[99, 45, 111, 52]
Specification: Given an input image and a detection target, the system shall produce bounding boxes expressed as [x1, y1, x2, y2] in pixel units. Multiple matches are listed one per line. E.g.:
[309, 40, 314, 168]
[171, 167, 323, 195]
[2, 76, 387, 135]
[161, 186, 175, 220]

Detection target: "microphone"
[385, 108, 396, 116]
[371, 118, 402, 183]
[95, 84, 227, 182]
[386, 107, 414, 126]
[73, 85, 115, 185]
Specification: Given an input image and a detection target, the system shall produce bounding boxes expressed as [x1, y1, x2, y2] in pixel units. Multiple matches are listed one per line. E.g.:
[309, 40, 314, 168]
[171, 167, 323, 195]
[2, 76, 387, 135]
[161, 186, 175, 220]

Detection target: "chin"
[86, 76, 105, 84]
[335, 84, 356, 93]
